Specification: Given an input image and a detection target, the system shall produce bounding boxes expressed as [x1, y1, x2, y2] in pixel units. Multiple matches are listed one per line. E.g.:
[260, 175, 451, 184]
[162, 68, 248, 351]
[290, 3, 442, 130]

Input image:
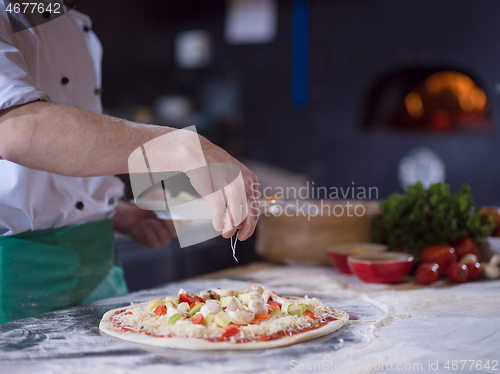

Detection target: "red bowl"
[348, 252, 414, 283]
[326, 243, 387, 274]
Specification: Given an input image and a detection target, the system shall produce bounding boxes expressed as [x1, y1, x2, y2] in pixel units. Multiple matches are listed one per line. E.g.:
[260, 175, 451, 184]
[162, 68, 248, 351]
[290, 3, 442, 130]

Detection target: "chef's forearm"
[0, 101, 189, 177]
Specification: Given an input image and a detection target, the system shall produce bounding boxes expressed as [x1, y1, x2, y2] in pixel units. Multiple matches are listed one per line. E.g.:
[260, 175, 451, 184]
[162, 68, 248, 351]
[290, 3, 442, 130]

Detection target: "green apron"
[0, 219, 128, 324]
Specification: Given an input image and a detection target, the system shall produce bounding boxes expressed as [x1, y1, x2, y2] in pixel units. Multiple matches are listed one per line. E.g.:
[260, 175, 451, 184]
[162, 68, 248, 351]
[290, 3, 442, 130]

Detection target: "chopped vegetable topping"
[222, 324, 240, 339]
[189, 303, 203, 315]
[154, 305, 167, 316]
[304, 310, 318, 319]
[191, 313, 204, 324]
[255, 313, 270, 320]
[268, 300, 281, 310]
[167, 313, 182, 325]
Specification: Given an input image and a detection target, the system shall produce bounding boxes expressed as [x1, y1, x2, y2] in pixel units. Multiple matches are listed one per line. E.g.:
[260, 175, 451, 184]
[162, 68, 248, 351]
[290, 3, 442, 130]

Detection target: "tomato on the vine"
[415, 263, 439, 285]
[447, 263, 469, 283]
[420, 245, 457, 277]
[465, 262, 481, 281]
[454, 237, 481, 262]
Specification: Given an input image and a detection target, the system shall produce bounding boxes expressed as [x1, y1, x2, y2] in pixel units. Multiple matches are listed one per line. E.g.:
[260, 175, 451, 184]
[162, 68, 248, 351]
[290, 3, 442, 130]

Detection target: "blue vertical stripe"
[292, 0, 309, 109]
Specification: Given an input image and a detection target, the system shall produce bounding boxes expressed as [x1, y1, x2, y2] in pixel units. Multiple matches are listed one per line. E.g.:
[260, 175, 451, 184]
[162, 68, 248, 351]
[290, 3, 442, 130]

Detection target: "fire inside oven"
[363, 69, 492, 133]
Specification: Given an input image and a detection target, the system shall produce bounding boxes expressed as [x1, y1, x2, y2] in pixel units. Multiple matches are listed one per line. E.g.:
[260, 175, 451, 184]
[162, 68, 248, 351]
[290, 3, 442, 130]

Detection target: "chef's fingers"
[241, 195, 248, 227]
[185, 166, 227, 232]
[149, 218, 179, 248]
[204, 191, 226, 232]
[153, 219, 172, 246]
[223, 198, 242, 238]
[237, 185, 259, 241]
[161, 219, 177, 239]
[142, 219, 162, 249]
[221, 172, 247, 238]
[222, 204, 238, 238]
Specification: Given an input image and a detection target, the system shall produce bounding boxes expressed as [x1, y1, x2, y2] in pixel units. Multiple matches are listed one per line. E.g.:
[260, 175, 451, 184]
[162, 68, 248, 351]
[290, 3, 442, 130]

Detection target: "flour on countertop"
[1, 266, 500, 374]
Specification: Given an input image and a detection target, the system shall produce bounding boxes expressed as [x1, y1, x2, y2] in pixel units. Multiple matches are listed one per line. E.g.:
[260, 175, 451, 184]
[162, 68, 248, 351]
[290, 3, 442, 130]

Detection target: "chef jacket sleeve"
[0, 17, 48, 111]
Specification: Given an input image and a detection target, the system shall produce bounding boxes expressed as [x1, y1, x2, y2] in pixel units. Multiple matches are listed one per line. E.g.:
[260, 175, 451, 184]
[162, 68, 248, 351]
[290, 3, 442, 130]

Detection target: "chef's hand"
[186, 136, 259, 241]
[112, 200, 177, 249]
[116, 126, 259, 242]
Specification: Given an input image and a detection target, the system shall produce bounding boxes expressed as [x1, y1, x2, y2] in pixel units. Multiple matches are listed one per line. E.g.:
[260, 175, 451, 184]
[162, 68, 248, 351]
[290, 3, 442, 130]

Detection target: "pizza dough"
[99, 285, 349, 350]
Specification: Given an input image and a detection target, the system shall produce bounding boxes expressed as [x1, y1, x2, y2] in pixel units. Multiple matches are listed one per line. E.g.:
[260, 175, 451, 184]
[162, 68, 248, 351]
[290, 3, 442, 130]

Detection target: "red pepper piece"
[255, 313, 270, 320]
[154, 305, 167, 316]
[304, 309, 317, 319]
[179, 293, 196, 304]
[222, 324, 240, 339]
[268, 300, 281, 311]
[191, 313, 204, 324]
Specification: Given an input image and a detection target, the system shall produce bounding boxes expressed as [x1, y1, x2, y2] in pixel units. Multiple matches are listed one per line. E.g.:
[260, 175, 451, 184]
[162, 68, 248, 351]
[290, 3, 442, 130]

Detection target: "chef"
[0, 3, 258, 323]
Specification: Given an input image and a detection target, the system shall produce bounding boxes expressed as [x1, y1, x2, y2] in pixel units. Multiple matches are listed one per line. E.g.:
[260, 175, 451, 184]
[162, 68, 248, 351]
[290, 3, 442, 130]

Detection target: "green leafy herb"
[371, 182, 493, 261]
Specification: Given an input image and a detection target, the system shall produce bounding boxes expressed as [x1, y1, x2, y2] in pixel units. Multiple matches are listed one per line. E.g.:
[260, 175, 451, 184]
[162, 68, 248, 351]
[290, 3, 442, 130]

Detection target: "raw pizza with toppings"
[99, 284, 349, 350]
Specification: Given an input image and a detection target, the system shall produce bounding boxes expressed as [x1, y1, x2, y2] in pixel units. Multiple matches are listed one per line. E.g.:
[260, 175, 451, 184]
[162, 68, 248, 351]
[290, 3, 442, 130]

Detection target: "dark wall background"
[77, 0, 500, 205]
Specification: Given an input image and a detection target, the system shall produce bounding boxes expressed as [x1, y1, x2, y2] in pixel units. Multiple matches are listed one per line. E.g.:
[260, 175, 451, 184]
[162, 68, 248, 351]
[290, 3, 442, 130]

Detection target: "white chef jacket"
[0, 3, 124, 235]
